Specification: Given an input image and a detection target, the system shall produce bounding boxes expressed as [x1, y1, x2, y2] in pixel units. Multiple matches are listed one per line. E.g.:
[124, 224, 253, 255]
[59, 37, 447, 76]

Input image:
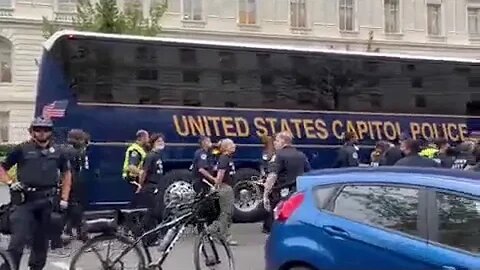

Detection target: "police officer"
[467, 145, 480, 172]
[419, 140, 439, 159]
[380, 134, 409, 166]
[394, 139, 440, 167]
[451, 141, 476, 170]
[333, 132, 359, 168]
[432, 138, 455, 168]
[62, 129, 89, 242]
[208, 139, 237, 246]
[122, 130, 149, 206]
[138, 133, 166, 245]
[191, 136, 216, 193]
[263, 132, 310, 226]
[0, 117, 72, 270]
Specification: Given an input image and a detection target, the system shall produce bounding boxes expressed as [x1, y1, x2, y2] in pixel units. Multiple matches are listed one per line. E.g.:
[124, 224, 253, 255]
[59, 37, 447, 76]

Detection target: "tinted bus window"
[53, 38, 480, 115]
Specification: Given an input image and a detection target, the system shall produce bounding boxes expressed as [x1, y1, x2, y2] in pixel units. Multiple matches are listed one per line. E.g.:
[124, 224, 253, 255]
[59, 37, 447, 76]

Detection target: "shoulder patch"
[352, 152, 358, 159]
[262, 154, 268, 160]
[200, 154, 207, 160]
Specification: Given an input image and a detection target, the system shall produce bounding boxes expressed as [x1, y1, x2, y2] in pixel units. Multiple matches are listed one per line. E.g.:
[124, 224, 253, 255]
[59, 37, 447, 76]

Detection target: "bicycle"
[69, 188, 235, 270]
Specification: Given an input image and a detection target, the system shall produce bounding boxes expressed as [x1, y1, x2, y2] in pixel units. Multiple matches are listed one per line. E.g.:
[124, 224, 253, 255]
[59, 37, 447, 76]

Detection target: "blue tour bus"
[36, 30, 480, 222]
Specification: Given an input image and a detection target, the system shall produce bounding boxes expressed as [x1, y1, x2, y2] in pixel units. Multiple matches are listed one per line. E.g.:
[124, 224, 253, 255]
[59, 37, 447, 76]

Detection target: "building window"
[124, 0, 143, 13]
[290, 0, 306, 28]
[0, 112, 8, 143]
[239, 0, 257, 25]
[0, 38, 11, 83]
[180, 48, 197, 65]
[427, 4, 442, 36]
[57, 0, 77, 12]
[468, 8, 480, 36]
[0, 0, 12, 8]
[384, 0, 400, 33]
[339, 0, 354, 31]
[182, 0, 203, 21]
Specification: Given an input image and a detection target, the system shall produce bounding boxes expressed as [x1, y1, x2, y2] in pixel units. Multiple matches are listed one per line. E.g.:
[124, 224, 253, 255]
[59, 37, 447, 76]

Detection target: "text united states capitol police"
[172, 114, 470, 142]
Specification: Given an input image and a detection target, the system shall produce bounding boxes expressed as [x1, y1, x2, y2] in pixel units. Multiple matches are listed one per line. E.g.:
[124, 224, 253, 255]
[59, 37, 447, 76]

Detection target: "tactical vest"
[122, 143, 147, 179]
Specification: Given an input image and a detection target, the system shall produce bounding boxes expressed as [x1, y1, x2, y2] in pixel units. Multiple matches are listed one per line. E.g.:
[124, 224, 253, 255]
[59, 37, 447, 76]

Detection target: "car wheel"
[232, 168, 265, 223]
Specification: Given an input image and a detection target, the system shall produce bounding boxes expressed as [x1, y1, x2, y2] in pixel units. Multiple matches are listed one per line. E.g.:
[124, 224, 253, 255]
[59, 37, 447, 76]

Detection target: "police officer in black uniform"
[263, 132, 310, 220]
[394, 139, 440, 167]
[333, 132, 360, 168]
[451, 141, 476, 170]
[191, 136, 216, 193]
[0, 117, 72, 270]
[62, 129, 89, 242]
[432, 138, 455, 168]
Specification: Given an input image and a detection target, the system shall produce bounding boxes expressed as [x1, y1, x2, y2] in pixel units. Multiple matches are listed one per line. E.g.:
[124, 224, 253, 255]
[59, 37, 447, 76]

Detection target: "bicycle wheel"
[0, 248, 15, 270]
[193, 231, 235, 270]
[69, 234, 146, 270]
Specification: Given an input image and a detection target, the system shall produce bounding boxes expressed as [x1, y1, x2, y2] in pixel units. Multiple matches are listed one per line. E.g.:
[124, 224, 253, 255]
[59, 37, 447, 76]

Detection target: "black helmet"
[30, 117, 53, 129]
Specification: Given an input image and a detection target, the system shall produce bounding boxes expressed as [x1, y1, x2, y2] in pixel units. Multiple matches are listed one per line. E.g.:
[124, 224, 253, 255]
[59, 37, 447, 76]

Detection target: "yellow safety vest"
[419, 147, 439, 159]
[122, 143, 147, 179]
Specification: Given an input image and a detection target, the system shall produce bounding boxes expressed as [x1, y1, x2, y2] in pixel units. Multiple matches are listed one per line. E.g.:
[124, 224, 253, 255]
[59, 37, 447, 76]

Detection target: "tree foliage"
[42, 0, 167, 39]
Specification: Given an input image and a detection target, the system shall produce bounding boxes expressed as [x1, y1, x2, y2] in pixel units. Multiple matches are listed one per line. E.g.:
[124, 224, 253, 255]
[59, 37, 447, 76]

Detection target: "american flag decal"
[42, 100, 68, 119]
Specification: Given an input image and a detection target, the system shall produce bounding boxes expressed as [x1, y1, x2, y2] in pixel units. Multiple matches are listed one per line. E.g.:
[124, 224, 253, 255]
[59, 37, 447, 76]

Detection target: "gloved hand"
[59, 200, 68, 211]
[9, 182, 23, 192]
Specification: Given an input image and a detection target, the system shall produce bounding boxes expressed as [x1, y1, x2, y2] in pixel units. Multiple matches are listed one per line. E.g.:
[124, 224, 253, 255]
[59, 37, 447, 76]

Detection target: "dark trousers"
[1, 198, 53, 270]
[65, 180, 86, 239]
[135, 181, 167, 245]
[263, 185, 296, 233]
[64, 201, 86, 241]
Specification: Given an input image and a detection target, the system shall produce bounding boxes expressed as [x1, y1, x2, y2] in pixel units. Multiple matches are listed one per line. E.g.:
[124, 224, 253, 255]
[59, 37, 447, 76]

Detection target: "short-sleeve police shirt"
[216, 154, 235, 185]
[142, 150, 164, 184]
[1, 141, 70, 187]
[192, 149, 212, 180]
[270, 147, 310, 188]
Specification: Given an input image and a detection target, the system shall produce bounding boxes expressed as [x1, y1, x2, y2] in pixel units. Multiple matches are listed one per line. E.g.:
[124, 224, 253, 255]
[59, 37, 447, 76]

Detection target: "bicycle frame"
[108, 210, 194, 268]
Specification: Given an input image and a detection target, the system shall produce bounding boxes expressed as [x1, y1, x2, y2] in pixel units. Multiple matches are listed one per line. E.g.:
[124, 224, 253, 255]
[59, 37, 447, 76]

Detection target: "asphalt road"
[0, 186, 268, 270]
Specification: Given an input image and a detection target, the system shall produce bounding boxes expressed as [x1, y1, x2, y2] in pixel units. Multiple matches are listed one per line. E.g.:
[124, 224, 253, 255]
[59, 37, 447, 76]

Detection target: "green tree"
[42, 0, 166, 39]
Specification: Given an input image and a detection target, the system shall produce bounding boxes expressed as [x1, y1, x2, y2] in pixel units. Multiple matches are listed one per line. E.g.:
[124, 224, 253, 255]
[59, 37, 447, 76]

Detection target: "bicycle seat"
[83, 218, 118, 234]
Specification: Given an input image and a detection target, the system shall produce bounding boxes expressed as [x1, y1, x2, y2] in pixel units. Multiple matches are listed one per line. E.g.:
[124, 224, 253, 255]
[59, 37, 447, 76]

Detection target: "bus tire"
[232, 168, 265, 223]
[162, 169, 195, 207]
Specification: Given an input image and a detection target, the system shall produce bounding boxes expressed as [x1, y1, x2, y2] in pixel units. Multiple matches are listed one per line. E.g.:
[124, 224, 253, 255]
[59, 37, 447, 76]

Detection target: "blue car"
[265, 167, 480, 270]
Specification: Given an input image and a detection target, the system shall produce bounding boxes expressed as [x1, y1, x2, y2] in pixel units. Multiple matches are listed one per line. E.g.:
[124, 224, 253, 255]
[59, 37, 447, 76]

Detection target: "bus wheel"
[232, 168, 264, 223]
[163, 169, 195, 207]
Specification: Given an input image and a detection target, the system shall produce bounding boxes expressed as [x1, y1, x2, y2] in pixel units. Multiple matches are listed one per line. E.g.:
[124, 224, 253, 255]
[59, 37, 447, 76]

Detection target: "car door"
[423, 190, 480, 270]
[313, 184, 433, 270]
